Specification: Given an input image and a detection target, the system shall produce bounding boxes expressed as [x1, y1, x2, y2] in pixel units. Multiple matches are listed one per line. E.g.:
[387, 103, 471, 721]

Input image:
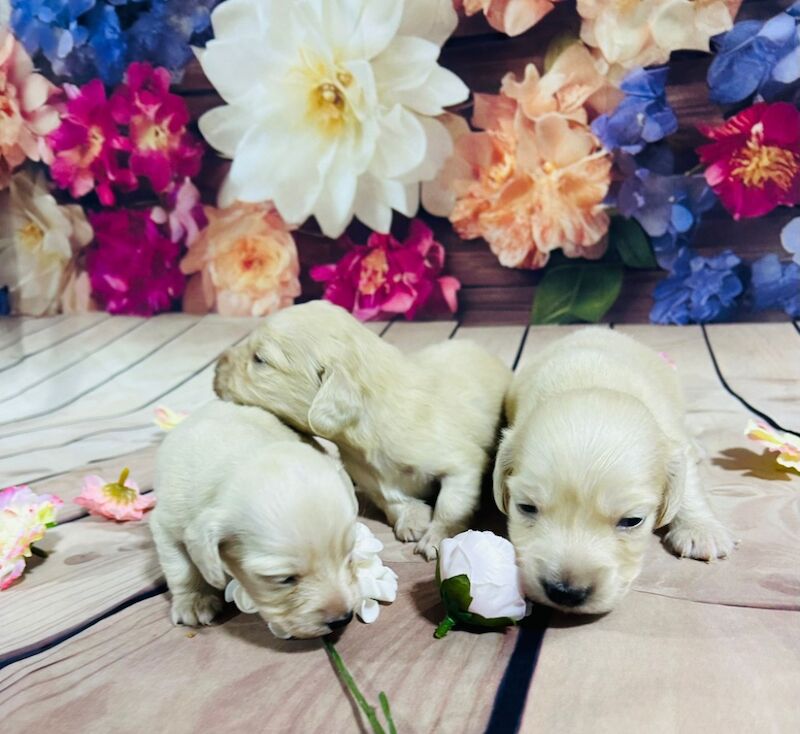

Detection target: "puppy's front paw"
[414, 523, 453, 561]
[665, 520, 736, 561]
[393, 502, 432, 543]
[170, 590, 223, 626]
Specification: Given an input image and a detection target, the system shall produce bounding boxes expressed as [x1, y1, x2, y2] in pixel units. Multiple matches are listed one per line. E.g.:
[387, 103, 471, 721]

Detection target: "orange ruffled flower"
[180, 201, 301, 317]
[425, 44, 613, 269]
[457, 0, 562, 36]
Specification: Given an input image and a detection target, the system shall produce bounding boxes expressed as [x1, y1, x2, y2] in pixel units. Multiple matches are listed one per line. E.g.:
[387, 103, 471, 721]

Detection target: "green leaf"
[531, 263, 624, 325]
[440, 574, 473, 617]
[610, 216, 657, 269]
[544, 31, 580, 72]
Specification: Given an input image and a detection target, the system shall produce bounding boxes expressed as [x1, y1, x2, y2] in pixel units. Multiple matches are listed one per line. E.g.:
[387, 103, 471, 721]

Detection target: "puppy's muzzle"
[327, 611, 354, 630]
[541, 579, 592, 608]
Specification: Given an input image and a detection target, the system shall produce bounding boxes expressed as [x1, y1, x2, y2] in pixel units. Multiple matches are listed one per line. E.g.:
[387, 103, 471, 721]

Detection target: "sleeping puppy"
[494, 328, 734, 614]
[150, 400, 361, 637]
[213, 300, 511, 560]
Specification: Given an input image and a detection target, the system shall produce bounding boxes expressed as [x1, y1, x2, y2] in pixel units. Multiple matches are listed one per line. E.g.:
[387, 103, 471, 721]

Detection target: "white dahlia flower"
[198, 0, 468, 237]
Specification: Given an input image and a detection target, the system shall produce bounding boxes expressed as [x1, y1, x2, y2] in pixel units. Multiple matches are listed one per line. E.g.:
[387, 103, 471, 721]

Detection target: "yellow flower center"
[358, 249, 389, 295]
[102, 468, 137, 505]
[140, 122, 170, 150]
[541, 160, 556, 175]
[77, 126, 106, 167]
[298, 49, 358, 138]
[731, 137, 799, 192]
[17, 221, 45, 251]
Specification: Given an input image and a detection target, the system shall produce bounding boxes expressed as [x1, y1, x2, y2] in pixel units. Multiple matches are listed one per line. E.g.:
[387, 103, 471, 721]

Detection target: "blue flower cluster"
[707, 2, 800, 104]
[650, 248, 746, 325]
[592, 67, 678, 154]
[614, 148, 717, 270]
[750, 255, 800, 318]
[10, 0, 219, 85]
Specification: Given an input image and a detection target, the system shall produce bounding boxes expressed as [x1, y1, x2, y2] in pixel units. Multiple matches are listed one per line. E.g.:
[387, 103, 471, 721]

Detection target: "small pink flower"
[311, 220, 460, 321]
[154, 405, 188, 431]
[75, 468, 155, 522]
[151, 178, 207, 246]
[0, 30, 62, 188]
[1, 485, 62, 590]
[110, 63, 204, 194]
[47, 79, 135, 205]
[457, 0, 562, 36]
[86, 208, 185, 315]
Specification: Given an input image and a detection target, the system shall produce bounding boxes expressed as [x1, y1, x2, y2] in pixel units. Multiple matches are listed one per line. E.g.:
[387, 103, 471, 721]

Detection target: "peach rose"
[180, 201, 301, 317]
[577, 0, 741, 78]
[0, 30, 61, 189]
[458, 0, 562, 36]
[424, 47, 612, 270]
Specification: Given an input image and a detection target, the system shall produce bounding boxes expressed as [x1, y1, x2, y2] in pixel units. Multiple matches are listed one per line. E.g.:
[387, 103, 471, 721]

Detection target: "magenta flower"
[311, 220, 460, 321]
[86, 208, 185, 315]
[110, 62, 203, 194]
[47, 79, 135, 206]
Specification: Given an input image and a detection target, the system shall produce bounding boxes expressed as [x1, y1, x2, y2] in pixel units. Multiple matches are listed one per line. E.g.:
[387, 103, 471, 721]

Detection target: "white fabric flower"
[223, 522, 396, 638]
[439, 530, 527, 621]
[0, 169, 93, 315]
[197, 0, 468, 237]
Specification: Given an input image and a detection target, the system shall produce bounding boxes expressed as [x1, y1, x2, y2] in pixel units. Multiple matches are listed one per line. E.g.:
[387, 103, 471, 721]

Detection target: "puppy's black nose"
[541, 579, 592, 608]
[327, 611, 353, 630]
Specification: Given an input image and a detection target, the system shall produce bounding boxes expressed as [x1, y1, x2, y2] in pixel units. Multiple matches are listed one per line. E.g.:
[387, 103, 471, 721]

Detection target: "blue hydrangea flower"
[0, 287, 9, 317]
[615, 153, 716, 270]
[10, 0, 131, 84]
[591, 67, 678, 154]
[750, 255, 800, 318]
[125, 0, 220, 79]
[650, 248, 745, 325]
[708, 3, 800, 104]
[780, 217, 800, 265]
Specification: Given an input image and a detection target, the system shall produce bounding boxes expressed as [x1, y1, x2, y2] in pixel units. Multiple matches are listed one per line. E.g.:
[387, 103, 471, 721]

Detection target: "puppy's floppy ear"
[493, 428, 515, 515]
[657, 441, 691, 528]
[184, 509, 229, 589]
[308, 367, 361, 437]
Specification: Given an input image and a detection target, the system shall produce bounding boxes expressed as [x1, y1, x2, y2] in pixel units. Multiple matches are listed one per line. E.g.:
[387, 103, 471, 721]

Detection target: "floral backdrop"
[0, 0, 798, 324]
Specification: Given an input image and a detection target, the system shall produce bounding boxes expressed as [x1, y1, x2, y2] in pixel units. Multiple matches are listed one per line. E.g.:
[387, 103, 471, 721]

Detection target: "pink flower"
[110, 63, 204, 195]
[180, 201, 300, 317]
[47, 79, 135, 206]
[697, 102, 800, 220]
[0, 29, 62, 188]
[75, 468, 155, 522]
[1, 485, 62, 591]
[457, 0, 562, 36]
[151, 178, 207, 246]
[311, 220, 460, 321]
[86, 208, 185, 315]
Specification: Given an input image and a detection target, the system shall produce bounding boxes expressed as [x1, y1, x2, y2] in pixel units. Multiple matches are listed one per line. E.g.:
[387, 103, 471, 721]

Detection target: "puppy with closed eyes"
[150, 400, 361, 638]
[214, 300, 511, 560]
[494, 328, 735, 614]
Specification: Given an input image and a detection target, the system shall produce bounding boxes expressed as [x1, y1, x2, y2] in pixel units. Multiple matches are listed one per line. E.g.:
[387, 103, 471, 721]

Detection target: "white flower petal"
[393, 65, 469, 116]
[313, 151, 358, 237]
[358, 598, 380, 624]
[372, 36, 440, 93]
[399, 115, 454, 183]
[370, 105, 427, 180]
[198, 105, 255, 158]
[399, 0, 458, 45]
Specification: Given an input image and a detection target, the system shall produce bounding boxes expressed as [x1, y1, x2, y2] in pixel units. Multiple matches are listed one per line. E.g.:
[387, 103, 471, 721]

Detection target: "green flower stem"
[29, 545, 48, 559]
[322, 638, 387, 734]
[434, 615, 456, 639]
[379, 692, 397, 734]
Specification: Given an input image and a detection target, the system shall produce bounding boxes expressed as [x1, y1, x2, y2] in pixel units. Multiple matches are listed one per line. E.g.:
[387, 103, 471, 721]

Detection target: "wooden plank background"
[1, 315, 798, 733]
[173, 0, 795, 324]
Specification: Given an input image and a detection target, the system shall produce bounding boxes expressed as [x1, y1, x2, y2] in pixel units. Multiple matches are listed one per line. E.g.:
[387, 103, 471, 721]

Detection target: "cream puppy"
[495, 328, 734, 614]
[150, 400, 361, 638]
[214, 300, 511, 560]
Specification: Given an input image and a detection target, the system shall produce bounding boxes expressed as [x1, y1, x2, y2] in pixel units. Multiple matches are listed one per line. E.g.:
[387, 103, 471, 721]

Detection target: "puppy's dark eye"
[278, 575, 298, 585]
[517, 503, 538, 517]
[253, 352, 268, 365]
[617, 517, 644, 529]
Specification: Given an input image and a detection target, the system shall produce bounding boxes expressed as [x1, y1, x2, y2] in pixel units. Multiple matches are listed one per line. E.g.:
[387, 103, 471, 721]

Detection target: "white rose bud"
[435, 530, 529, 638]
